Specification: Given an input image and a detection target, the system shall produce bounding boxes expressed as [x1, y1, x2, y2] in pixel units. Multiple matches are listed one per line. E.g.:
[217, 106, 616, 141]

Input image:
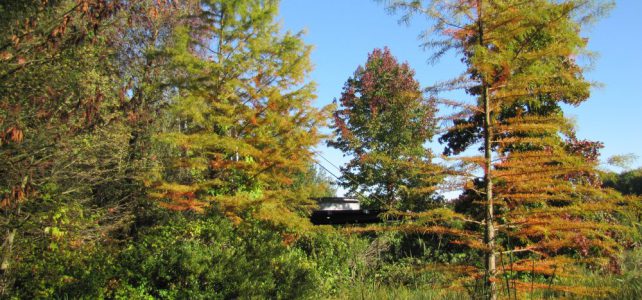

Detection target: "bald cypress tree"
[149, 0, 327, 227]
[383, 0, 638, 298]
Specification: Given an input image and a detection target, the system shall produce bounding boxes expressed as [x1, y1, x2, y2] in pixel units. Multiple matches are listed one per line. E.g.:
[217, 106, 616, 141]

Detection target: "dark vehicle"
[310, 197, 384, 225]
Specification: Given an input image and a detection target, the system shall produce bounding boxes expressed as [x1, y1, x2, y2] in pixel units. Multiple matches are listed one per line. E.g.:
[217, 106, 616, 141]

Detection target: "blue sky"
[278, 0, 642, 195]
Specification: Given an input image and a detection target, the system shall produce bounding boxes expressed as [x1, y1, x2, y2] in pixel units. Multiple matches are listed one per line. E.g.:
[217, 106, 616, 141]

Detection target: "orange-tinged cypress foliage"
[148, 0, 327, 229]
[381, 0, 640, 298]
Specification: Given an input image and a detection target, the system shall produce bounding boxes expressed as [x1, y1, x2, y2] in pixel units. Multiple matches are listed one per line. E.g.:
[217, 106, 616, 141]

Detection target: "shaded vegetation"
[602, 168, 642, 196]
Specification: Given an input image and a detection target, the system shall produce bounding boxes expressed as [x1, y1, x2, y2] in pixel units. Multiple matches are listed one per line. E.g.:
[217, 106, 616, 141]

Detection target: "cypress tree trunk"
[482, 84, 496, 300]
[477, 1, 497, 298]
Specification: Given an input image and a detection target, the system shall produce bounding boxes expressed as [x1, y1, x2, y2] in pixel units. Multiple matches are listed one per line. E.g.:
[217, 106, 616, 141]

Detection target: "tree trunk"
[478, 0, 497, 299]
[0, 228, 16, 296]
[483, 84, 497, 300]
[0, 229, 15, 272]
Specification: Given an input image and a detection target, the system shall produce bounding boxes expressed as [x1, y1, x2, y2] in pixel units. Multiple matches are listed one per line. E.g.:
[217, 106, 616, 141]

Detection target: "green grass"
[323, 248, 642, 300]
[328, 283, 468, 300]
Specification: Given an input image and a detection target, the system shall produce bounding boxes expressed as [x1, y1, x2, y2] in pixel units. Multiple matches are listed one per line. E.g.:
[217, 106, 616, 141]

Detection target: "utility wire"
[311, 158, 367, 199]
[313, 152, 388, 207]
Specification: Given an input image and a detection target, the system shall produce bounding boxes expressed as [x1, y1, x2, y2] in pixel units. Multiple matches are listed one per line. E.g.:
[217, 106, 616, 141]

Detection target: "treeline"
[0, 0, 640, 299]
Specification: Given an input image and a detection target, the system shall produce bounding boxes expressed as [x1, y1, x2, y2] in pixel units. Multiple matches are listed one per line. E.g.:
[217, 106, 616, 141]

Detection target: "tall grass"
[329, 283, 467, 300]
[323, 248, 642, 299]
[570, 249, 642, 300]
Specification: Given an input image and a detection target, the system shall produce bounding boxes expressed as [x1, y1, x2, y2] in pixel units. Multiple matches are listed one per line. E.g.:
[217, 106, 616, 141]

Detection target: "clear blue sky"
[278, 0, 642, 195]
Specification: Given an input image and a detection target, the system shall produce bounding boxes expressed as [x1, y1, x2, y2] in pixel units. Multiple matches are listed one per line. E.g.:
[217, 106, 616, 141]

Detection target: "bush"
[114, 212, 319, 299]
[610, 249, 642, 299]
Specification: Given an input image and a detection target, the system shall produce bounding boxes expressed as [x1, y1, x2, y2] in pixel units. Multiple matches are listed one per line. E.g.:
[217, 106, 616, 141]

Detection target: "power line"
[313, 152, 387, 207]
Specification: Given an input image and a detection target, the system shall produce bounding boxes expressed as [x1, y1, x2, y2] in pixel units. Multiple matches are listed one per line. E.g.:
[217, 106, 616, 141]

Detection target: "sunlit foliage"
[329, 47, 443, 211]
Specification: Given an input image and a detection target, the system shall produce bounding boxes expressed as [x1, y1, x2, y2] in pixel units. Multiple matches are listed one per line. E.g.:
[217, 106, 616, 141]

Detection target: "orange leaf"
[6, 127, 23, 143]
[0, 51, 12, 61]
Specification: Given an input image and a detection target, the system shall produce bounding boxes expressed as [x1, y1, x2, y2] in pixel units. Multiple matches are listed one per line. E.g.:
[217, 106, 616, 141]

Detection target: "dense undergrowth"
[3, 197, 641, 299]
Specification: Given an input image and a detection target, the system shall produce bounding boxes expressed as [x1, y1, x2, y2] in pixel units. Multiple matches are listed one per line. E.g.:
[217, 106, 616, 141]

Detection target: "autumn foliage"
[146, 0, 327, 228]
[329, 47, 442, 211]
[0, 0, 640, 299]
[378, 0, 638, 298]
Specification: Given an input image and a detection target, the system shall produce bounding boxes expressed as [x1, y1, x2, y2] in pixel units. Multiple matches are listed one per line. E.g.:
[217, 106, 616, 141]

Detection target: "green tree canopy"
[602, 167, 642, 196]
[329, 47, 442, 211]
